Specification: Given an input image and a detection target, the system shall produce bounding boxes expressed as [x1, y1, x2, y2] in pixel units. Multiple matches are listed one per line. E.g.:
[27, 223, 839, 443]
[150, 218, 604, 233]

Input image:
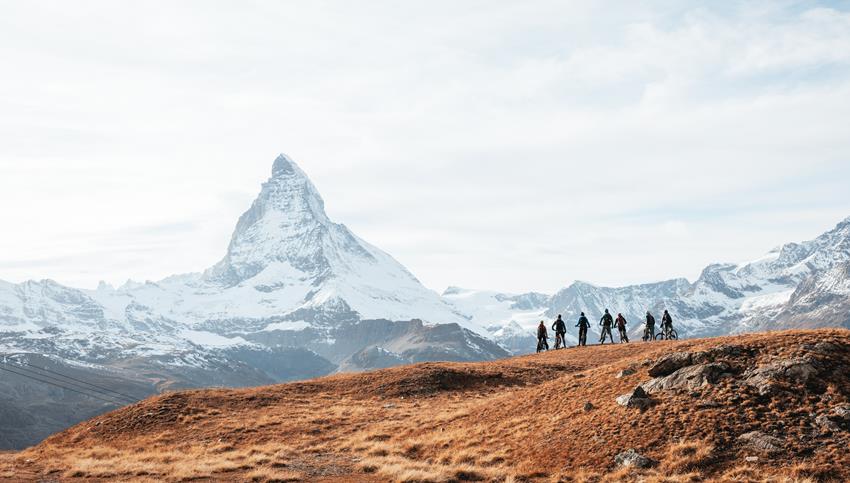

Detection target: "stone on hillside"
[641, 362, 731, 394]
[832, 404, 850, 421]
[743, 357, 820, 395]
[616, 368, 636, 378]
[707, 344, 748, 358]
[616, 386, 652, 410]
[804, 341, 843, 355]
[583, 402, 594, 411]
[738, 431, 784, 453]
[648, 352, 695, 377]
[614, 449, 657, 469]
[815, 414, 841, 433]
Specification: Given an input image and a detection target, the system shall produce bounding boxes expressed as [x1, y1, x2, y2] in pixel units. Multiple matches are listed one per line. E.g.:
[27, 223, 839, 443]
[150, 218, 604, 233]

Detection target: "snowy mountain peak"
[272, 153, 297, 177]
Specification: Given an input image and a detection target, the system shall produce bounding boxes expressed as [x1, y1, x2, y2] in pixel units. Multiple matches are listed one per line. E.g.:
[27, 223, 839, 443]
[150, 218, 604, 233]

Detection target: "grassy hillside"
[2, 329, 849, 482]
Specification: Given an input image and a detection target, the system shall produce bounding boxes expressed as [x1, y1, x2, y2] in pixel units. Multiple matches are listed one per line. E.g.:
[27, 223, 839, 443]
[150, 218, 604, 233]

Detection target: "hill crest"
[4, 328, 849, 482]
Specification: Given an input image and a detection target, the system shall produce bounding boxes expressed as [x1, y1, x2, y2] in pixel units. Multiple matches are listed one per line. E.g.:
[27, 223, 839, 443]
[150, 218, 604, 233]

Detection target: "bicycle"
[654, 326, 678, 340]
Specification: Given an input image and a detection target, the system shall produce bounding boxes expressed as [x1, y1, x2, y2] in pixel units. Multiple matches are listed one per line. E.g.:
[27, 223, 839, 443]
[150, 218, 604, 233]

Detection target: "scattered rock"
[641, 362, 731, 394]
[708, 344, 748, 358]
[648, 352, 695, 377]
[832, 404, 850, 421]
[815, 414, 841, 433]
[739, 431, 784, 453]
[616, 368, 636, 378]
[696, 400, 722, 409]
[583, 402, 594, 412]
[745, 456, 759, 463]
[616, 386, 653, 410]
[743, 357, 820, 395]
[814, 404, 850, 432]
[383, 403, 396, 409]
[808, 341, 843, 355]
[614, 449, 657, 469]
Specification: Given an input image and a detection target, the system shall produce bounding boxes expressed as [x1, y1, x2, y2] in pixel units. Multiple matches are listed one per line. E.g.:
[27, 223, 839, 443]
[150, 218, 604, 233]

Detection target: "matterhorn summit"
[201, 154, 469, 326]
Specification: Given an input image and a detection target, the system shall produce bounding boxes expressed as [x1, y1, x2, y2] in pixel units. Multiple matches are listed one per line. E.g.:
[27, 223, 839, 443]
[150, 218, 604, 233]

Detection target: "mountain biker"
[537, 320, 549, 352]
[661, 310, 673, 337]
[644, 311, 656, 341]
[599, 309, 614, 344]
[576, 312, 590, 347]
[615, 313, 629, 343]
[551, 314, 567, 350]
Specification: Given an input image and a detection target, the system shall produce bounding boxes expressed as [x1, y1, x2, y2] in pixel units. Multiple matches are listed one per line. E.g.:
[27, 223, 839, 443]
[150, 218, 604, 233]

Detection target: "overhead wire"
[6, 358, 137, 403]
[0, 364, 126, 405]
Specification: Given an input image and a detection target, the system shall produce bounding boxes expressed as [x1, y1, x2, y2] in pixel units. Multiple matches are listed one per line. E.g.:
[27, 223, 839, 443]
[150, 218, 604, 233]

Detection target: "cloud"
[0, 1, 849, 293]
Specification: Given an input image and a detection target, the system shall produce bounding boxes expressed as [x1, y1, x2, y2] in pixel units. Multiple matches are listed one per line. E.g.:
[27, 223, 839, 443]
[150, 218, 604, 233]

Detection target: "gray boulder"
[641, 362, 731, 394]
[816, 404, 850, 432]
[614, 449, 657, 469]
[815, 414, 841, 433]
[738, 431, 784, 453]
[832, 404, 850, 421]
[743, 357, 820, 395]
[616, 386, 653, 410]
[648, 352, 696, 377]
[616, 368, 636, 378]
[707, 344, 748, 358]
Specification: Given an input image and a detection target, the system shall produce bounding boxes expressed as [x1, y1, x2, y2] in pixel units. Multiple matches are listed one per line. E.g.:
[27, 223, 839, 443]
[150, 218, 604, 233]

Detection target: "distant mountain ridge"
[445, 216, 850, 349]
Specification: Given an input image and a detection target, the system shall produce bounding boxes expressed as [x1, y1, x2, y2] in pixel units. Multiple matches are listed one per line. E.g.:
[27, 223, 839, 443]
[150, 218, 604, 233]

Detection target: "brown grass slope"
[2, 329, 849, 482]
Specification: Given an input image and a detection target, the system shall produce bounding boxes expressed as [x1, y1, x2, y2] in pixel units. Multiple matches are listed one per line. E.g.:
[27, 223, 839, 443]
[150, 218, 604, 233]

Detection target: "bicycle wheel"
[654, 333, 664, 340]
[669, 329, 678, 340]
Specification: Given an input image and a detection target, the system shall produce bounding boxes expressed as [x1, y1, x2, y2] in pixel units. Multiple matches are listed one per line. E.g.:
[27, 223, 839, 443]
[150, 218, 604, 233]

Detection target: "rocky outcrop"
[742, 357, 821, 395]
[614, 449, 657, 469]
[816, 404, 850, 433]
[648, 352, 701, 377]
[641, 362, 731, 394]
[616, 386, 653, 410]
[738, 431, 784, 453]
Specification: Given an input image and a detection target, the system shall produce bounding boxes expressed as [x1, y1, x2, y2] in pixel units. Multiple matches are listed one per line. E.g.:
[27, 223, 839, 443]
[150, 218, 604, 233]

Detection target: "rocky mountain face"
[0, 154, 502, 449]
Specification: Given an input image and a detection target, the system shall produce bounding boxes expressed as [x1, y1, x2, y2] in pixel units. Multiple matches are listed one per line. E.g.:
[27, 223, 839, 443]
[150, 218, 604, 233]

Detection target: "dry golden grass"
[0, 329, 848, 482]
[660, 440, 715, 474]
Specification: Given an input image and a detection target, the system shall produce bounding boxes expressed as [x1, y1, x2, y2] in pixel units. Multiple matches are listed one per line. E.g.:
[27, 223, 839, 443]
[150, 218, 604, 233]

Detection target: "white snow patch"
[263, 320, 310, 332]
[179, 330, 247, 348]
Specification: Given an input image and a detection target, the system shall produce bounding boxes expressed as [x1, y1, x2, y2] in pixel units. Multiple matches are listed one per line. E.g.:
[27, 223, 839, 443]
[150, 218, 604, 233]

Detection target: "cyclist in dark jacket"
[576, 312, 590, 347]
[615, 313, 629, 343]
[644, 311, 656, 341]
[552, 314, 567, 349]
[536, 320, 549, 352]
[599, 309, 614, 344]
[660, 310, 674, 338]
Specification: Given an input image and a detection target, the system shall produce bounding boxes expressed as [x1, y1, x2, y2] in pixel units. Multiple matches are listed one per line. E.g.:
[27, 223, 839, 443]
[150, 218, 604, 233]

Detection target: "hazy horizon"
[2, 1, 850, 294]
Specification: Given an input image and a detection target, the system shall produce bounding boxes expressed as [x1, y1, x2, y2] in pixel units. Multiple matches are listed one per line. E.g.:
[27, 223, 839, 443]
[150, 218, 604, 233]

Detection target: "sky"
[1, 0, 850, 295]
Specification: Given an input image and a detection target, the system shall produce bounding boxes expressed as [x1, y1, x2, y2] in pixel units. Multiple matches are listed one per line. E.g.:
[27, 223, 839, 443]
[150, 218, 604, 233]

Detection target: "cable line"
[0, 364, 124, 405]
[8, 359, 138, 402]
[2, 360, 135, 404]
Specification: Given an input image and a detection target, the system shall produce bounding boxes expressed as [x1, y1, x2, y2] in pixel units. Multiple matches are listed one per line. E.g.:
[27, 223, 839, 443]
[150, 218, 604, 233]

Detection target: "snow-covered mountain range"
[1, 153, 849, 448]
[446, 215, 850, 350]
